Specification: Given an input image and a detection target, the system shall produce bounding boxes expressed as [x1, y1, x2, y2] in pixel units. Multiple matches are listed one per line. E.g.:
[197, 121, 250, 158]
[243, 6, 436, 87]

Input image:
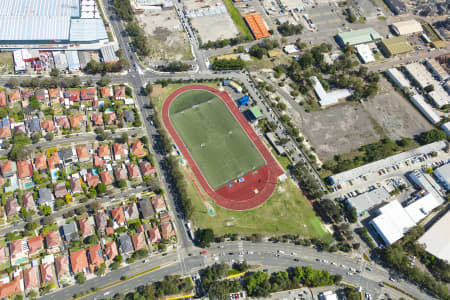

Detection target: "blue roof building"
[237, 95, 250, 107]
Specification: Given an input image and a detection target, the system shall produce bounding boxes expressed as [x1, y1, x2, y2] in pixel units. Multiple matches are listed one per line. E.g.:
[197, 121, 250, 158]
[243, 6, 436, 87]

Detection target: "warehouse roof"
[0, 16, 71, 41]
[410, 94, 441, 124]
[347, 187, 390, 215]
[381, 36, 413, 55]
[386, 68, 411, 89]
[404, 63, 435, 89]
[244, 13, 271, 39]
[0, 0, 80, 17]
[391, 20, 423, 35]
[336, 27, 382, 46]
[69, 18, 108, 42]
[311, 76, 352, 106]
[355, 44, 375, 63]
[100, 45, 119, 63]
[66, 51, 80, 71]
[404, 193, 441, 223]
[418, 211, 450, 262]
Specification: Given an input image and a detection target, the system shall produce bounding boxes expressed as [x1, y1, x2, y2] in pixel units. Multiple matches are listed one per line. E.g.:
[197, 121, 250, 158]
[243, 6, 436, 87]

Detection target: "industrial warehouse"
[0, 0, 109, 49]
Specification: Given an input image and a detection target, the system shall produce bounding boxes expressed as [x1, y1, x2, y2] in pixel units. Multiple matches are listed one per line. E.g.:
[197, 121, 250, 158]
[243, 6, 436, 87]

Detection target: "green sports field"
[169, 90, 265, 190]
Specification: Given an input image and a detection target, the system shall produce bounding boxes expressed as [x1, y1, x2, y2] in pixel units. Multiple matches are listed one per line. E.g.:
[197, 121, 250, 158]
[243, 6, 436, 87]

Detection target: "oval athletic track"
[162, 85, 284, 211]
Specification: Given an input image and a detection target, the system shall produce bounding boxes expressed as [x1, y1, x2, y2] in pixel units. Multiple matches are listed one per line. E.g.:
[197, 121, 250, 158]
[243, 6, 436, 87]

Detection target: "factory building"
[336, 28, 382, 47]
[391, 20, 423, 35]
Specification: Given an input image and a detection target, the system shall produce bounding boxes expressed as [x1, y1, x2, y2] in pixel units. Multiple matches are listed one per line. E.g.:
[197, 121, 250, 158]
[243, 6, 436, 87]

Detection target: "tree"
[6, 78, 19, 89]
[121, 132, 128, 144]
[84, 235, 98, 245]
[26, 222, 38, 231]
[75, 272, 86, 284]
[97, 183, 107, 194]
[196, 228, 215, 247]
[50, 68, 60, 77]
[27, 290, 38, 300]
[277, 22, 303, 36]
[39, 205, 52, 216]
[31, 133, 41, 144]
[97, 263, 106, 276]
[97, 76, 112, 87]
[144, 82, 153, 96]
[212, 58, 245, 70]
[117, 179, 127, 188]
[418, 129, 446, 145]
[45, 132, 54, 141]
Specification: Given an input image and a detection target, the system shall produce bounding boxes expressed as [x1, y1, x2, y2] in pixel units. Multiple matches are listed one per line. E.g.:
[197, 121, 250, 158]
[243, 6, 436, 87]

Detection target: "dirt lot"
[136, 9, 193, 62]
[191, 13, 238, 42]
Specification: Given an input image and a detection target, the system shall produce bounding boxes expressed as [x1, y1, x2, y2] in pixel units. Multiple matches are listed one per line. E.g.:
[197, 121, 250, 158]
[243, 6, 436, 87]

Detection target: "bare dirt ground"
[136, 10, 193, 62]
[191, 14, 238, 42]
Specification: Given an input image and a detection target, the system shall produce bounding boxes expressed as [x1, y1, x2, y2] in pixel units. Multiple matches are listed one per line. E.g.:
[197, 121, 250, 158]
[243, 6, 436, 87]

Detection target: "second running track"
[162, 85, 284, 210]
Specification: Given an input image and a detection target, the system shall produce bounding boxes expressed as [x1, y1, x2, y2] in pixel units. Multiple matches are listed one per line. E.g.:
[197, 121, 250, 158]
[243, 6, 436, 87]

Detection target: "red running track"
[162, 85, 284, 211]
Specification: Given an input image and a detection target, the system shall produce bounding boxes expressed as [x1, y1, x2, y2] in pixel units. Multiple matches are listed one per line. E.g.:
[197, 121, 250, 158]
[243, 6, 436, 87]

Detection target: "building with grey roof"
[346, 187, 391, 216]
[53, 52, 69, 70]
[404, 63, 435, 89]
[311, 76, 352, 106]
[434, 164, 450, 190]
[66, 51, 81, 71]
[118, 234, 134, 254]
[409, 94, 441, 124]
[63, 221, 79, 241]
[100, 45, 119, 63]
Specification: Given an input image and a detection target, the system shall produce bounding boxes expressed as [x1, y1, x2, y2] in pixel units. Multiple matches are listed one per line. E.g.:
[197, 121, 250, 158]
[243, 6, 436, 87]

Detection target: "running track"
[162, 85, 284, 210]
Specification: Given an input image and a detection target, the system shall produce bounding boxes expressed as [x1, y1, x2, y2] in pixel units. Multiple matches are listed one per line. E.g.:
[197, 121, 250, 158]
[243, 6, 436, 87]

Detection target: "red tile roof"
[113, 143, 125, 156]
[87, 244, 104, 266]
[92, 113, 103, 126]
[22, 192, 36, 211]
[55, 116, 70, 129]
[64, 89, 80, 102]
[105, 227, 114, 236]
[100, 87, 112, 98]
[70, 177, 83, 194]
[132, 232, 146, 251]
[23, 266, 39, 290]
[0, 90, 6, 106]
[79, 218, 92, 237]
[55, 255, 69, 276]
[98, 144, 110, 157]
[0, 276, 21, 298]
[10, 239, 24, 257]
[0, 247, 7, 265]
[100, 171, 114, 185]
[47, 152, 61, 169]
[161, 222, 175, 239]
[40, 263, 55, 284]
[160, 215, 171, 224]
[54, 182, 68, 198]
[105, 241, 118, 260]
[81, 88, 97, 100]
[105, 112, 117, 125]
[0, 160, 13, 175]
[69, 115, 84, 128]
[8, 89, 20, 102]
[148, 227, 161, 243]
[127, 163, 140, 179]
[40, 120, 56, 132]
[76, 146, 89, 160]
[140, 161, 156, 176]
[111, 206, 125, 224]
[70, 249, 89, 273]
[86, 173, 100, 187]
[5, 199, 19, 217]
[93, 156, 105, 167]
[27, 235, 43, 255]
[48, 88, 60, 99]
[46, 231, 61, 249]
[0, 127, 11, 138]
[34, 154, 47, 171]
[114, 86, 125, 99]
[114, 167, 128, 181]
[131, 140, 146, 157]
[151, 195, 166, 212]
[17, 160, 33, 178]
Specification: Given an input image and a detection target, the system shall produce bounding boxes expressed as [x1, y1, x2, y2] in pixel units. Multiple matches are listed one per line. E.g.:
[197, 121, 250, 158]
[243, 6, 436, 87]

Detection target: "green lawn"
[223, 0, 254, 40]
[169, 90, 265, 189]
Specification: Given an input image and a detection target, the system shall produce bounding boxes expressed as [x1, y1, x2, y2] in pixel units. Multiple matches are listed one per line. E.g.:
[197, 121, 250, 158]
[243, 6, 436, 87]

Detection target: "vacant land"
[0, 52, 13, 73]
[191, 14, 239, 43]
[223, 0, 254, 40]
[169, 90, 265, 189]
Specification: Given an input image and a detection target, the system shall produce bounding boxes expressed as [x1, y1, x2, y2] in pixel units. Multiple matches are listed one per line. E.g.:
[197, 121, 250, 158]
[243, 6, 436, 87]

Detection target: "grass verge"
[223, 0, 254, 40]
[0, 52, 13, 73]
[383, 282, 419, 300]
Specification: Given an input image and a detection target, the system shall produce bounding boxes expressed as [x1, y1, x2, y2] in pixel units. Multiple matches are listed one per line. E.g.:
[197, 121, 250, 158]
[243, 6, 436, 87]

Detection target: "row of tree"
[199, 34, 251, 50]
[211, 58, 246, 70]
[277, 22, 303, 36]
[125, 22, 151, 57]
[290, 163, 323, 200]
[249, 39, 280, 59]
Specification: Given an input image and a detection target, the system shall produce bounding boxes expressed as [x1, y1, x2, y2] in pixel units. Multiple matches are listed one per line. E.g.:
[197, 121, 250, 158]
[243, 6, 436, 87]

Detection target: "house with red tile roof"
[140, 161, 156, 176]
[5, 199, 19, 217]
[0, 247, 7, 265]
[132, 232, 146, 251]
[0, 276, 22, 298]
[113, 143, 127, 160]
[23, 266, 39, 290]
[131, 140, 146, 158]
[0, 90, 6, 106]
[13, 124, 26, 135]
[63, 89, 80, 102]
[94, 156, 106, 167]
[160, 214, 171, 224]
[106, 227, 114, 236]
[114, 166, 128, 181]
[127, 163, 140, 179]
[105, 241, 118, 260]
[40, 263, 55, 285]
[35, 89, 49, 101]
[148, 227, 162, 244]
[46, 231, 61, 251]
[100, 171, 114, 185]
[47, 151, 61, 170]
[17, 160, 33, 179]
[69, 115, 84, 128]
[87, 244, 104, 267]
[124, 202, 139, 221]
[40, 120, 56, 132]
[111, 206, 125, 225]
[10, 239, 28, 265]
[79, 218, 93, 237]
[161, 222, 175, 240]
[114, 86, 126, 100]
[70, 177, 83, 194]
[70, 249, 89, 274]
[81, 88, 97, 101]
[86, 173, 100, 187]
[48, 88, 61, 100]
[8, 89, 21, 103]
[27, 235, 43, 255]
[1, 160, 16, 177]
[0, 127, 11, 139]
[76, 146, 90, 162]
[22, 192, 36, 211]
[22, 89, 34, 101]
[100, 86, 113, 98]
[105, 112, 117, 126]
[34, 154, 47, 171]
[151, 195, 167, 213]
[55, 255, 70, 277]
[55, 116, 70, 129]
[94, 211, 107, 233]
[54, 182, 68, 199]
[92, 113, 103, 126]
[98, 144, 110, 159]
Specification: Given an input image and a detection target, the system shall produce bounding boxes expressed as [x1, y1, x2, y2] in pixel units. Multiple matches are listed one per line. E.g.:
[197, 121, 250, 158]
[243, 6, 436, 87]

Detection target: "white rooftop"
[428, 85, 450, 108]
[404, 193, 441, 223]
[283, 44, 300, 54]
[356, 44, 375, 64]
[311, 76, 352, 106]
[434, 163, 450, 182]
[404, 63, 435, 89]
[418, 211, 450, 262]
[386, 68, 411, 89]
[410, 94, 441, 124]
[441, 122, 450, 136]
[391, 19, 423, 35]
[347, 187, 390, 215]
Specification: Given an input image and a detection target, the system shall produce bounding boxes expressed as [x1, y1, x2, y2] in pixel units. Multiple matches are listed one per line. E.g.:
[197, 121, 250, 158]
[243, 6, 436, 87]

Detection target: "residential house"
[0, 246, 7, 265]
[0, 276, 22, 298]
[114, 166, 128, 181]
[69, 114, 84, 128]
[124, 202, 139, 221]
[131, 140, 146, 158]
[92, 113, 103, 126]
[123, 110, 134, 123]
[22, 192, 36, 211]
[70, 249, 89, 274]
[76, 146, 90, 162]
[79, 218, 93, 237]
[0, 127, 11, 139]
[70, 177, 82, 194]
[100, 86, 113, 99]
[5, 199, 19, 217]
[104, 241, 118, 260]
[111, 206, 125, 226]
[47, 151, 62, 170]
[151, 196, 166, 213]
[13, 124, 26, 135]
[139, 197, 155, 219]
[161, 222, 175, 240]
[114, 86, 126, 100]
[86, 172, 100, 187]
[22, 89, 33, 101]
[55, 255, 70, 278]
[81, 88, 97, 101]
[40, 120, 56, 132]
[27, 235, 43, 256]
[40, 263, 55, 285]
[17, 160, 33, 179]
[148, 226, 161, 244]
[63, 221, 79, 242]
[117, 234, 133, 254]
[104, 112, 117, 125]
[140, 161, 156, 177]
[60, 147, 78, 165]
[23, 266, 39, 290]
[34, 154, 47, 172]
[87, 244, 104, 267]
[106, 227, 114, 236]
[113, 143, 127, 160]
[10, 239, 28, 265]
[38, 188, 54, 206]
[131, 232, 146, 251]
[94, 156, 105, 167]
[45, 231, 61, 251]
[25, 118, 40, 134]
[35, 89, 49, 101]
[55, 116, 70, 130]
[63, 89, 80, 102]
[94, 211, 107, 233]
[0, 160, 16, 177]
[48, 88, 61, 101]
[100, 171, 114, 186]
[8, 89, 21, 103]
[127, 163, 140, 179]
[98, 144, 110, 159]
[0, 90, 6, 106]
[160, 212, 170, 224]
[54, 182, 67, 198]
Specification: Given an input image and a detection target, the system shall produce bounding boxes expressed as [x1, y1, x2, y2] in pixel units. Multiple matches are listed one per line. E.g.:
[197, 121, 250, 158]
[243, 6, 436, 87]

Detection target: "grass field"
[223, 0, 254, 40]
[169, 90, 265, 189]
[0, 52, 13, 73]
